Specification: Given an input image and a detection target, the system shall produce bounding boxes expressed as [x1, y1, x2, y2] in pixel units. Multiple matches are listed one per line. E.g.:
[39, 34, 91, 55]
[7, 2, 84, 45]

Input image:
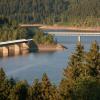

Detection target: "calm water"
[0, 35, 100, 85]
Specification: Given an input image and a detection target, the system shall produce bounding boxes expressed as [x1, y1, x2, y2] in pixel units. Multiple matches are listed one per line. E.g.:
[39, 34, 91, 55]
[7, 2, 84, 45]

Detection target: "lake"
[0, 35, 100, 85]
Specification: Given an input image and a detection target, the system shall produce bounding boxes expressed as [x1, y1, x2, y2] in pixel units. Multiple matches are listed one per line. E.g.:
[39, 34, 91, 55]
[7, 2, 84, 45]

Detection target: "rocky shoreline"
[33, 44, 66, 52]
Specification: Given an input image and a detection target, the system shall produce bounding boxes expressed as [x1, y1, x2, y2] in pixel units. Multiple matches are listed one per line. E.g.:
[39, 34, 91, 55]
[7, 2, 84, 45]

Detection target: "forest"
[0, 0, 100, 26]
[0, 41, 100, 100]
[0, 18, 54, 44]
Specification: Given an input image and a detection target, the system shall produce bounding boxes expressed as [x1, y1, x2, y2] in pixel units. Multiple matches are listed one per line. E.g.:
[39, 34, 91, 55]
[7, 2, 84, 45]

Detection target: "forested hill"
[0, 0, 100, 26]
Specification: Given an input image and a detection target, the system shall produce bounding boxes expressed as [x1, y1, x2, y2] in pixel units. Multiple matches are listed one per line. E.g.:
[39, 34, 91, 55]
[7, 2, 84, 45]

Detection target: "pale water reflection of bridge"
[44, 30, 100, 42]
[0, 39, 32, 57]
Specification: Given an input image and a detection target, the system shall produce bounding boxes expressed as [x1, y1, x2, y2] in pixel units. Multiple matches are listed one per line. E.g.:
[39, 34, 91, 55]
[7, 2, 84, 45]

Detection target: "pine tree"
[85, 41, 100, 77]
[60, 41, 100, 100]
[27, 79, 42, 100]
[0, 68, 6, 82]
[9, 80, 28, 100]
[64, 42, 84, 80]
[59, 42, 84, 100]
[41, 73, 60, 100]
[41, 73, 52, 100]
[0, 68, 11, 100]
[74, 76, 100, 100]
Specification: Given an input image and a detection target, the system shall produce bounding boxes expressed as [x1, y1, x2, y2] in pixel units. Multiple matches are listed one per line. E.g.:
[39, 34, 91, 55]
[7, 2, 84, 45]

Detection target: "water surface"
[0, 35, 100, 84]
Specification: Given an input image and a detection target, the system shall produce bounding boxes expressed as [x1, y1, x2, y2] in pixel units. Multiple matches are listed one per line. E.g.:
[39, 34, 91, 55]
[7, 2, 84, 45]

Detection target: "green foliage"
[85, 41, 100, 77]
[0, 18, 55, 44]
[0, 26, 27, 42]
[74, 76, 100, 100]
[0, 0, 99, 26]
[41, 73, 60, 100]
[0, 68, 12, 100]
[0, 68, 6, 82]
[60, 41, 100, 100]
[27, 79, 42, 100]
[9, 80, 28, 100]
[64, 42, 85, 80]
[0, 18, 28, 42]
[33, 29, 54, 45]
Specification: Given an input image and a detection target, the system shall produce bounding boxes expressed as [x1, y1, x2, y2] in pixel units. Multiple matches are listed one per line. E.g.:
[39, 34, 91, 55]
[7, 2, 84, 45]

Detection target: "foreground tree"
[60, 41, 100, 100]
[74, 76, 100, 100]
[60, 42, 84, 100]
[41, 73, 60, 100]
[64, 42, 84, 80]
[0, 68, 6, 82]
[85, 41, 100, 77]
[27, 79, 42, 100]
[0, 68, 11, 100]
[9, 80, 28, 100]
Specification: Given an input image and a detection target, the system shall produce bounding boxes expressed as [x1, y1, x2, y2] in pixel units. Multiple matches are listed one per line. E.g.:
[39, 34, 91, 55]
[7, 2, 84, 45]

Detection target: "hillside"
[0, 0, 100, 26]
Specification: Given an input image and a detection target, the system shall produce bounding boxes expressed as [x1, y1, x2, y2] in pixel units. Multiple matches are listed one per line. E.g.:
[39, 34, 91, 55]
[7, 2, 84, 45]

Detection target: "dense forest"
[0, 18, 54, 44]
[0, 0, 100, 26]
[0, 41, 100, 100]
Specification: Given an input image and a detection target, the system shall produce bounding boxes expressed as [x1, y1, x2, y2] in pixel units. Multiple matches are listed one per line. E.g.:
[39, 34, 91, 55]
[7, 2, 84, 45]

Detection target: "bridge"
[0, 39, 32, 57]
[44, 30, 100, 42]
[19, 24, 100, 42]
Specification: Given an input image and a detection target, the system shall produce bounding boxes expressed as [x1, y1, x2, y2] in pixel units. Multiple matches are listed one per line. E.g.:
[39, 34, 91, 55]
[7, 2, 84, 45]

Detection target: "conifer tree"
[9, 80, 28, 100]
[60, 42, 84, 100]
[41, 73, 52, 100]
[0, 68, 6, 82]
[0, 68, 11, 100]
[74, 76, 100, 100]
[41, 73, 60, 100]
[85, 41, 100, 77]
[27, 79, 42, 100]
[60, 41, 100, 100]
[64, 42, 84, 80]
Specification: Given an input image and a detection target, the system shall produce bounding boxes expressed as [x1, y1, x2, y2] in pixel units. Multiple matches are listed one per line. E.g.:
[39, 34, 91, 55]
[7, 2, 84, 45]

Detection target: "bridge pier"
[78, 35, 81, 42]
[19, 43, 29, 54]
[8, 44, 20, 56]
[0, 46, 8, 57]
[0, 39, 32, 57]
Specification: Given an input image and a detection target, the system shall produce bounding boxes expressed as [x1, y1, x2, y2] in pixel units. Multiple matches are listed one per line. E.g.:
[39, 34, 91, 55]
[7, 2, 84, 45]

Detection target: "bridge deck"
[45, 31, 100, 36]
[0, 39, 32, 46]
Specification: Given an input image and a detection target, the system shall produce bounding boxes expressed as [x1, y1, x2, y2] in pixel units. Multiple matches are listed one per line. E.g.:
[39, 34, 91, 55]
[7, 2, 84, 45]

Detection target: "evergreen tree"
[0, 68, 11, 100]
[64, 42, 84, 80]
[9, 80, 28, 100]
[60, 41, 100, 100]
[0, 68, 6, 82]
[85, 41, 100, 77]
[27, 79, 42, 100]
[59, 42, 85, 100]
[41, 73, 60, 100]
[74, 76, 100, 100]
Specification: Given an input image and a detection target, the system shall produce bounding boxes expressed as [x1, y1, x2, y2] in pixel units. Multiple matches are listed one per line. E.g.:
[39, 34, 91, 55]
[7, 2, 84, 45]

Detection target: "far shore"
[20, 24, 100, 32]
[40, 25, 100, 32]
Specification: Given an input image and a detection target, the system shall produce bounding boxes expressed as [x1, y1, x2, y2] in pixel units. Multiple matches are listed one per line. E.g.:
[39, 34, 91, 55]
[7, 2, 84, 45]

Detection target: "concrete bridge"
[19, 24, 100, 42]
[0, 39, 32, 57]
[44, 30, 100, 42]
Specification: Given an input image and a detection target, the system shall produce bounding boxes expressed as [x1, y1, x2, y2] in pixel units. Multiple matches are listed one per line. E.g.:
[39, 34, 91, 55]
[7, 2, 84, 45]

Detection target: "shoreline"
[20, 24, 100, 32]
[40, 25, 100, 33]
[35, 44, 66, 52]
